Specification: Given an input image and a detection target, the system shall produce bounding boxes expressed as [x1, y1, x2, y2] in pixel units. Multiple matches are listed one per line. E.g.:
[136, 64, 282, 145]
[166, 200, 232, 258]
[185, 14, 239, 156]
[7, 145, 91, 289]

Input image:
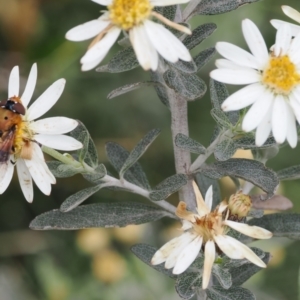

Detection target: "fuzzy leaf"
[175, 133, 206, 154]
[96, 47, 139, 73]
[206, 286, 255, 300]
[164, 69, 206, 100]
[30, 203, 171, 230]
[82, 164, 107, 184]
[234, 136, 276, 150]
[70, 122, 98, 168]
[182, 23, 217, 50]
[120, 129, 160, 178]
[131, 243, 177, 278]
[106, 142, 151, 190]
[194, 47, 216, 71]
[230, 252, 270, 286]
[60, 184, 103, 212]
[277, 165, 300, 181]
[188, 0, 259, 18]
[250, 194, 293, 211]
[212, 265, 232, 289]
[211, 108, 232, 128]
[175, 272, 202, 299]
[210, 80, 239, 126]
[154, 5, 176, 20]
[197, 159, 279, 197]
[195, 173, 221, 209]
[150, 71, 170, 108]
[171, 60, 197, 74]
[247, 213, 300, 239]
[214, 138, 236, 161]
[150, 174, 188, 201]
[107, 81, 163, 99]
[47, 161, 80, 178]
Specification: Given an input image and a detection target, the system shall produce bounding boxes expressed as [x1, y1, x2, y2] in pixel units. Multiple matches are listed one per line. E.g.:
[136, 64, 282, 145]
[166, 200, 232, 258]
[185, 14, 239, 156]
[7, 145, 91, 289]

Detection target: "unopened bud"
[227, 191, 252, 220]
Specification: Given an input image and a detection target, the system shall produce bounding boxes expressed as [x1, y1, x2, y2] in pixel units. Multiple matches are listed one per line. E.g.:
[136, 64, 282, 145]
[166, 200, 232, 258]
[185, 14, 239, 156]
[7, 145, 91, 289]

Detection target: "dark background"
[0, 0, 299, 299]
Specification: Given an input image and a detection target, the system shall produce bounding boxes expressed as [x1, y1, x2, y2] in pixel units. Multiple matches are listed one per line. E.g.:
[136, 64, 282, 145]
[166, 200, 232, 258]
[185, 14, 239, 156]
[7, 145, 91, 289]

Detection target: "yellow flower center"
[262, 55, 300, 94]
[108, 0, 153, 30]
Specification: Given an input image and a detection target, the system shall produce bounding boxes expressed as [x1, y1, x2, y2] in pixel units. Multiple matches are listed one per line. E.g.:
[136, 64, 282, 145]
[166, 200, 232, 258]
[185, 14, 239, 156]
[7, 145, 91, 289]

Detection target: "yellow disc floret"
[262, 55, 300, 94]
[109, 0, 153, 30]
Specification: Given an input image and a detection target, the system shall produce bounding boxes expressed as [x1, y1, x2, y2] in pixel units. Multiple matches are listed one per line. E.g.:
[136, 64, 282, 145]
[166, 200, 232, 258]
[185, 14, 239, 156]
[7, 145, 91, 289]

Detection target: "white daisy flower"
[151, 182, 272, 289]
[0, 63, 82, 202]
[271, 6, 300, 36]
[210, 19, 300, 148]
[65, 0, 192, 71]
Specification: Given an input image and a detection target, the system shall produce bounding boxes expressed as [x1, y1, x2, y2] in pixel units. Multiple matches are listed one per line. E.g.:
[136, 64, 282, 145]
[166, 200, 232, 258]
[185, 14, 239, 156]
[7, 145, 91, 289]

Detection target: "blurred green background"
[0, 0, 300, 299]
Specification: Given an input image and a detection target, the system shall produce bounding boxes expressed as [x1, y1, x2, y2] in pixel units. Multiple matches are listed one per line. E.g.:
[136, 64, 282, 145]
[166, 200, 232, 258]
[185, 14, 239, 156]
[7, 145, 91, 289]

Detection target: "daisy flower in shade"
[0, 63, 82, 202]
[271, 6, 300, 36]
[151, 182, 272, 289]
[65, 0, 192, 71]
[210, 19, 300, 148]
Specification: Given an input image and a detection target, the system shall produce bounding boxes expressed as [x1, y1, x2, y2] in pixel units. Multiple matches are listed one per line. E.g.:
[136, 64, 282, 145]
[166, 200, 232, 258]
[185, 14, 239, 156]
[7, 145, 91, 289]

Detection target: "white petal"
[66, 19, 110, 42]
[192, 181, 210, 217]
[224, 220, 272, 239]
[130, 25, 158, 71]
[274, 23, 292, 56]
[0, 160, 14, 194]
[144, 20, 191, 63]
[272, 95, 288, 144]
[210, 68, 260, 85]
[173, 236, 203, 274]
[204, 185, 213, 212]
[151, 0, 190, 5]
[81, 27, 121, 64]
[82, 56, 106, 72]
[91, 0, 112, 5]
[164, 232, 198, 269]
[255, 106, 272, 146]
[21, 63, 37, 107]
[35, 134, 82, 151]
[242, 19, 268, 69]
[24, 156, 52, 196]
[216, 42, 260, 69]
[214, 235, 266, 267]
[282, 6, 300, 24]
[16, 159, 33, 203]
[288, 30, 300, 64]
[31, 117, 78, 135]
[202, 241, 215, 290]
[215, 59, 246, 70]
[270, 19, 300, 36]
[181, 220, 193, 231]
[286, 103, 298, 148]
[27, 79, 66, 121]
[8, 66, 19, 97]
[242, 89, 273, 132]
[221, 83, 265, 111]
[290, 90, 300, 124]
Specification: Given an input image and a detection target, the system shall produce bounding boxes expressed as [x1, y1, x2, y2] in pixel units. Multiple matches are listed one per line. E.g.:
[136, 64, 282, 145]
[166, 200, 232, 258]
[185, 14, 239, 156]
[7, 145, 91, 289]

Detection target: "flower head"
[210, 19, 300, 148]
[151, 182, 272, 289]
[271, 6, 300, 36]
[65, 0, 192, 71]
[0, 63, 82, 202]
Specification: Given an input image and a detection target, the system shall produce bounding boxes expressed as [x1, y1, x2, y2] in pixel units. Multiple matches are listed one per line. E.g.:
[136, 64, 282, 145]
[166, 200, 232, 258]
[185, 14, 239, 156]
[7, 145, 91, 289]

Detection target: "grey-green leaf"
[194, 47, 216, 71]
[171, 60, 197, 74]
[211, 108, 232, 128]
[214, 138, 237, 161]
[234, 136, 276, 150]
[150, 71, 170, 108]
[120, 128, 161, 178]
[206, 286, 255, 300]
[30, 202, 171, 230]
[96, 47, 139, 73]
[197, 158, 279, 197]
[230, 252, 270, 286]
[248, 213, 300, 239]
[175, 272, 202, 299]
[150, 174, 188, 201]
[182, 23, 217, 50]
[47, 161, 80, 178]
[82, 164, 107, 184]
[107, 81, 162, 99]
[164, 69, 207, 101]
[154, 5, 176, 20]
[60, 184, 103, 212]
[175, 133, 206, 154]
[212, 265, 232, 289]
[106, 142, 151, 190]
[277, 165, 300, 181]
[131, 243, 177, 278]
